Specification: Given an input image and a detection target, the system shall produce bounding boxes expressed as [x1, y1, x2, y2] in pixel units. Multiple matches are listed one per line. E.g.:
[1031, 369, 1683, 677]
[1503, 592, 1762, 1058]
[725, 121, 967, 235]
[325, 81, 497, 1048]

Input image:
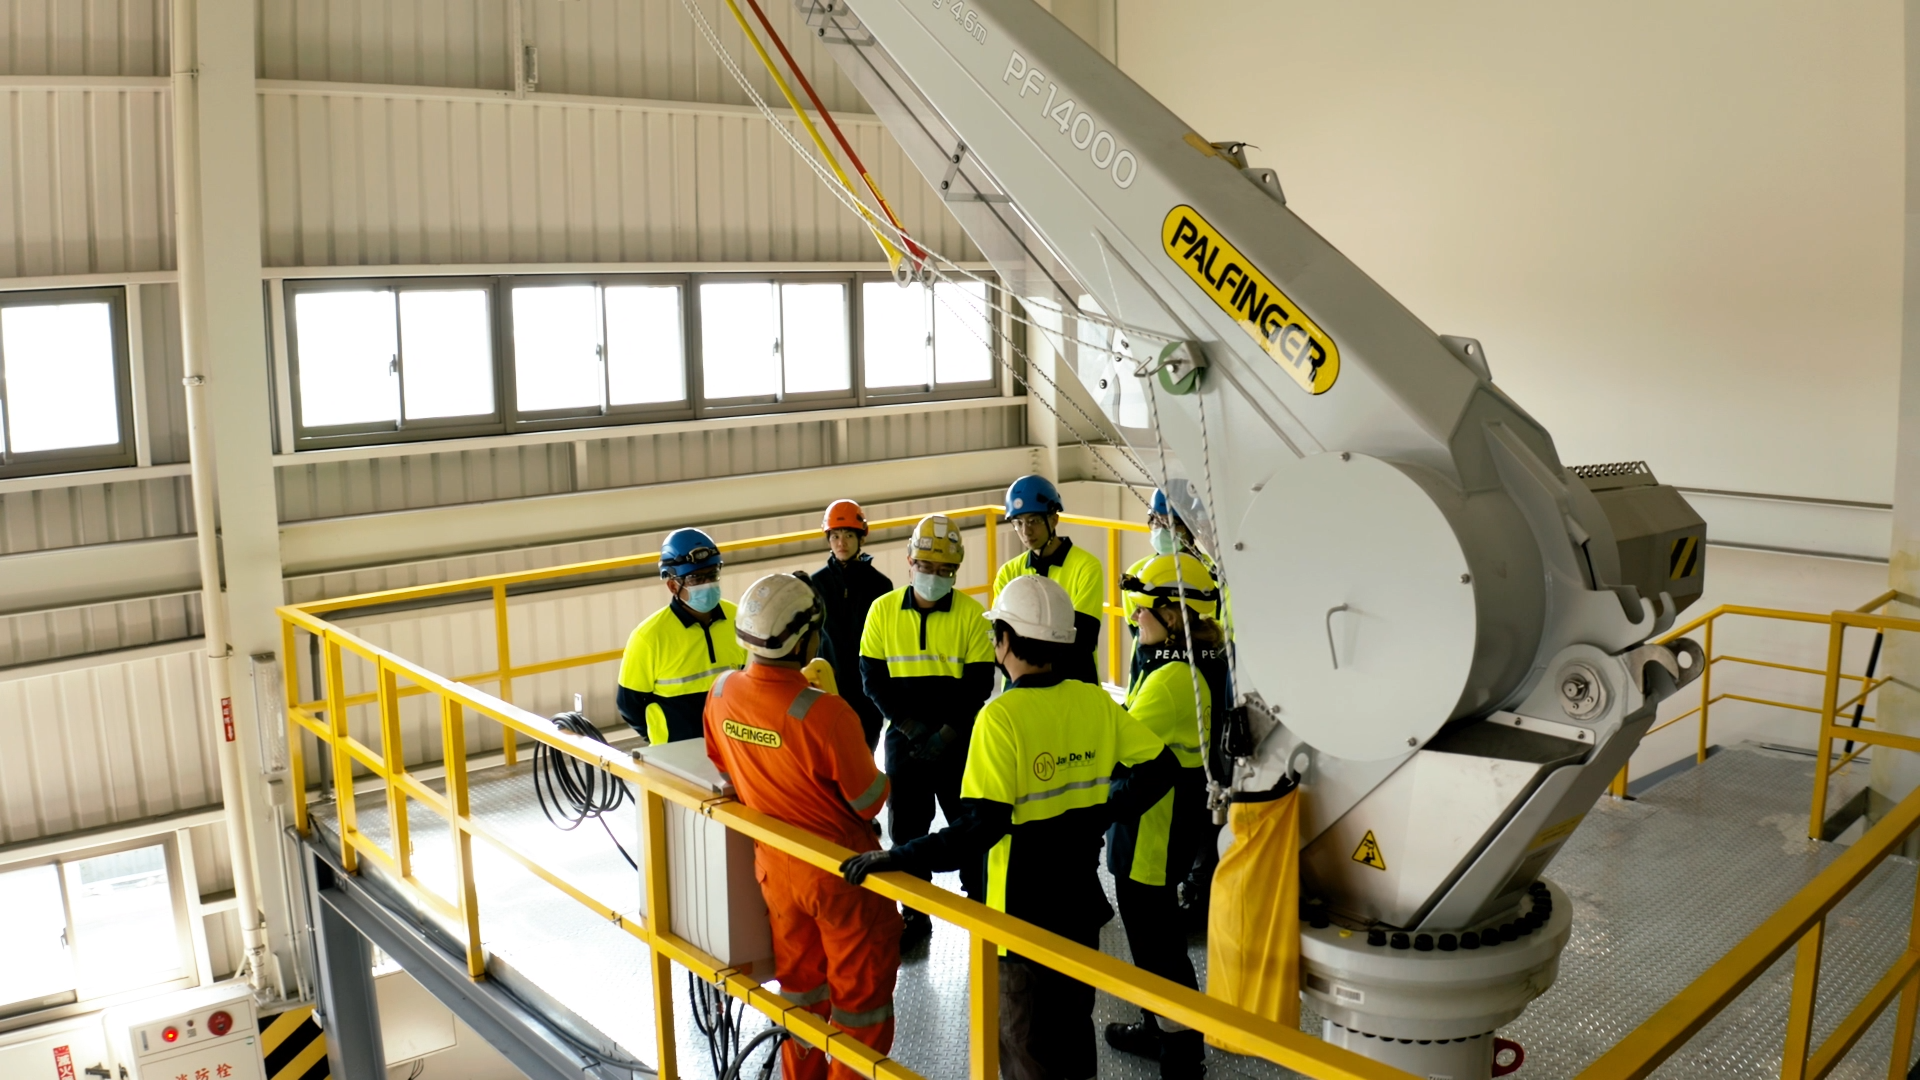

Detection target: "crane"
[785, 1, 1708, 1074]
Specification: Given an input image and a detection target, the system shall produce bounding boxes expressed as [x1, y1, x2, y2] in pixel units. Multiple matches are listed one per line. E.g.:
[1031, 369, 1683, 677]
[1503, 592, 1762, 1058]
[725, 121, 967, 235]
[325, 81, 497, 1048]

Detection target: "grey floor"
[310, 742, 1919, 1080]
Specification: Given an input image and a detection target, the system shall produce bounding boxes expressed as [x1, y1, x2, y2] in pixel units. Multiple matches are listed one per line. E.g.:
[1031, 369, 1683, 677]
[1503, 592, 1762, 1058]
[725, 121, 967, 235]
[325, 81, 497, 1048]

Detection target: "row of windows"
[0, 842, 190, 1018]
[0, 273, 1006, 477]
[287, 273, 1001, 448]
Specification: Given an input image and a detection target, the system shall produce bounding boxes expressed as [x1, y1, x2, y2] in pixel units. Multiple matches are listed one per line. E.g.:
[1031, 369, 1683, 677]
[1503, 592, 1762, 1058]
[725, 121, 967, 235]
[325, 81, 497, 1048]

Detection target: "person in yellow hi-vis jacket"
[841, 576, 1179, 1080]
[1104, 554, 1229, 1080]
[616, 527, 746, 744]
[993, 475, 1105, 684]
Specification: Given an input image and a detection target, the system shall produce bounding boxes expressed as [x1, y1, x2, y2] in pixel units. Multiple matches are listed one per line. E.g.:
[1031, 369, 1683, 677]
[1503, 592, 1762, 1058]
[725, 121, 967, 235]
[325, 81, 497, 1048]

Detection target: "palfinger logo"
[1032, 752, 1057, 781]
[1161, 205, 1339, 395]
[724, 719, 783, 749]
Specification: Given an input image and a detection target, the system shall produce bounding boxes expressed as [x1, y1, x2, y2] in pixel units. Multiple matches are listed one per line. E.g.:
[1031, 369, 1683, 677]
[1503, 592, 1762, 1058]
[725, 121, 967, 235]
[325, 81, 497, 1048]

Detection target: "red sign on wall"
[52, 1045, 74, 1080]
[222, 697, 235, 743]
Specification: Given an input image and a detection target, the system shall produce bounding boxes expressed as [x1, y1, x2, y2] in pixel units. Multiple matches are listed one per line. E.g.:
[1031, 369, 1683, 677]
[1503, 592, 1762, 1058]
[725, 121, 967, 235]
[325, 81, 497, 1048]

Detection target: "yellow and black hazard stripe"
[1669, 535, 1702, 580]
[259, 1005, 329, 1080]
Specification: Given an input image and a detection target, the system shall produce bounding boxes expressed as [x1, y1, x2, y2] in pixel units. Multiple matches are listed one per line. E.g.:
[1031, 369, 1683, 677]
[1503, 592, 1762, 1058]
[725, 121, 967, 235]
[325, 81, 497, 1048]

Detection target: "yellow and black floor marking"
[259, 1006, 329, 1080]
[1669, 534, 1701, 580]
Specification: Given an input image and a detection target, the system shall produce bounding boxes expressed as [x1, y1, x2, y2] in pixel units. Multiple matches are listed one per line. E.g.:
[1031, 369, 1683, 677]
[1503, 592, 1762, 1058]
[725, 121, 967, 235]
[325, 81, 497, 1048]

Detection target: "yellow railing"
[279, 509, 1920, 1080]
[279, 508, 1409, 1080]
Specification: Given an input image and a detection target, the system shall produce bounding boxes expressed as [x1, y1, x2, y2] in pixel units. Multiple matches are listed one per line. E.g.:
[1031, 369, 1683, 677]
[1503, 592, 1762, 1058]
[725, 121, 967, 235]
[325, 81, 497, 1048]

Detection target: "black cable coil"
[533, 710, 637, 870]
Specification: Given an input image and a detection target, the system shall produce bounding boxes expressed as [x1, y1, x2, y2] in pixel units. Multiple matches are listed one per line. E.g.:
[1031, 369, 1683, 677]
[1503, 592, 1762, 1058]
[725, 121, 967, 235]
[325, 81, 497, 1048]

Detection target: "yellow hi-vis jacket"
[1110, 650, 1213, 887]
[617, 599, 746, 745]
[992, 538, 1105, 682]
[856, 586, 996, 738]
[882, 672, 1176, 943]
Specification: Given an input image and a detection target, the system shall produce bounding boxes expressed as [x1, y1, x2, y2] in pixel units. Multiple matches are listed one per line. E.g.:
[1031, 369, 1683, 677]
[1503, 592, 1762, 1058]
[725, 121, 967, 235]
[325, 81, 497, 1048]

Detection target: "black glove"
[840, 850, 892, 886]
[912, 724, 961, 762]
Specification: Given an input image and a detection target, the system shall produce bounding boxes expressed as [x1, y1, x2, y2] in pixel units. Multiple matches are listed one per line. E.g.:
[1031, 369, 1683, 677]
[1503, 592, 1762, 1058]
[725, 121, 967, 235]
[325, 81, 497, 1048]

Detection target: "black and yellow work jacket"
[885, 672, 1178, 943]
[814, 553, 894, 743]
[993, 538, 1105, 683]
[857, 585, 995, 740]
[1107, 644, 1224, 887]
[617, 598, 746, 745]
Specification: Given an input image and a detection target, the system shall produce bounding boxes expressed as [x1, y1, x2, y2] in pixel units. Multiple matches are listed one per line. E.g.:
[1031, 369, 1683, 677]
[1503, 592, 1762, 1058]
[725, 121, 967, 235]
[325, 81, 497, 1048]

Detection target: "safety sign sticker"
[1669, 535, 1701, 580]
[1351, 830, 1387, 872]
[1161, 204, 1340, 395]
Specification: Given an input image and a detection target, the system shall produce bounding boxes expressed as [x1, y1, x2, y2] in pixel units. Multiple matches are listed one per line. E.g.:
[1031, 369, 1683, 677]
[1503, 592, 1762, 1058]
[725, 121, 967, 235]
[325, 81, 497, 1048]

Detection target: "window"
[698, 279, 851, 406]
[0, 842, 189, 1019]
[0, 287, 136, 478]
[289, 281, 497, 438]
[860, 277, 996, 397]
[280, 271, 999, 450]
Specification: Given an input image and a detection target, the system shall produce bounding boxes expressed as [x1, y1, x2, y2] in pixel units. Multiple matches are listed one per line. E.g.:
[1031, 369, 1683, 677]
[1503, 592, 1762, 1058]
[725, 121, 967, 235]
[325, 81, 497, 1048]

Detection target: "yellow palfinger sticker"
[1162, 204, 1339, 394]
[723, 718, 783, 748]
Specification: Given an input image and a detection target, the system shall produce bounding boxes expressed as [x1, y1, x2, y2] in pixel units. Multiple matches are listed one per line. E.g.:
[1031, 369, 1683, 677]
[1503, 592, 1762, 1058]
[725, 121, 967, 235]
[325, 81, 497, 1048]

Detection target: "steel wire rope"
[533, 710, 638, 871]
[673, 0, 1170, 368]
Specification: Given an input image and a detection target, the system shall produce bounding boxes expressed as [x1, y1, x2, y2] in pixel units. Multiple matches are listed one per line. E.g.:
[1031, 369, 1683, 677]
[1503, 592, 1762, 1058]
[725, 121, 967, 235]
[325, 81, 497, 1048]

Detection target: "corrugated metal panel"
[0, 648, 217, 843]
[525, 0, 865, 113]
[140, 282, 193, 466]
[256, 87, 979, 267]
[0, 87, 174, 276]
[845, 403, 1025, 463]
[0, 0, 169, 76]
[585, 419, 832, 490]
[0, 594, 202, 668]
[275, 443, 574, 522]
[0, 476, 195, 554]
[257, 0, 512, 87]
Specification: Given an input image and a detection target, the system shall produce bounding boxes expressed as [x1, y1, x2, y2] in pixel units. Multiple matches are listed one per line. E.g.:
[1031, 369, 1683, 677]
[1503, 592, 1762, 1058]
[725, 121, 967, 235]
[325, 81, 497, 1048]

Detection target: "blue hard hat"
[1004, 475, 1064, 518]
[659, 528, 723, 578]
[1150, 489, 1184, 525]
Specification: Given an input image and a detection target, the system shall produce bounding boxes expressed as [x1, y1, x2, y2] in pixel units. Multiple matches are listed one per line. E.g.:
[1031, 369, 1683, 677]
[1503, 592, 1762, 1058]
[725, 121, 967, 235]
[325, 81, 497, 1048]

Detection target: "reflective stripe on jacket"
[618, 598, 747, 744]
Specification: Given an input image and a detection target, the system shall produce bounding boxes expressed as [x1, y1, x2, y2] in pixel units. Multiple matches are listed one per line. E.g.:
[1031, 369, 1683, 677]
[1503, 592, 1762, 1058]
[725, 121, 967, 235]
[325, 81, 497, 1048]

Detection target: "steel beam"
[302, 840, 635, 1080]
[308, 855, 387, 1080]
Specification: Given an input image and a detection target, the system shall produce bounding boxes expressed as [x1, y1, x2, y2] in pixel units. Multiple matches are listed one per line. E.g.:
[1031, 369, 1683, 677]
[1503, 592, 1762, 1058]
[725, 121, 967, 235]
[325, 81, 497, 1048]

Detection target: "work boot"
[901, 908, 933, 948]
[1159, 1029, 1205, 1080]
[1104, 1014, 1164, 1061]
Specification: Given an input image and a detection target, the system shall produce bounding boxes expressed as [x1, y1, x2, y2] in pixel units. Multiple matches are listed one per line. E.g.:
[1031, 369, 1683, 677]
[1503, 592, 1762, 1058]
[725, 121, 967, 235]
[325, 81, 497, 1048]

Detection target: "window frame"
[284, 277, 509, 449]
[502, 272, 698, 432]
[693, 271, 860, 418]
[0, 286, 138, 479]
[0, 834, 195, 1023]
[855, 271, 1003, 406]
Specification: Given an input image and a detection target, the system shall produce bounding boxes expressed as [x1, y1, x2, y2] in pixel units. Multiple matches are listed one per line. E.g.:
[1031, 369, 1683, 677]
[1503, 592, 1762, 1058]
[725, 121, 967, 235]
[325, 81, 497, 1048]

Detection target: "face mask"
[682, 582, 722, 613]
[912, 571, 954, 603]
[1150, 526, 1180, 555]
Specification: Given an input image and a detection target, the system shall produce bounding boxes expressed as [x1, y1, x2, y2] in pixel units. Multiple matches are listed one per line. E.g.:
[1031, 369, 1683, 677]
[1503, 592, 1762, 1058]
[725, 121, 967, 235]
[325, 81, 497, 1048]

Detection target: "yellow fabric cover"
[801, 656, 838, 695]
[1205, 792, 1301, 1052]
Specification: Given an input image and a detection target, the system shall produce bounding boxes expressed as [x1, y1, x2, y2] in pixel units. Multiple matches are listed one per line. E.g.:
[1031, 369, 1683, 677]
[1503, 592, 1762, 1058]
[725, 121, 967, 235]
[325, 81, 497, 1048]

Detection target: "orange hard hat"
[822, 499, 868, 535]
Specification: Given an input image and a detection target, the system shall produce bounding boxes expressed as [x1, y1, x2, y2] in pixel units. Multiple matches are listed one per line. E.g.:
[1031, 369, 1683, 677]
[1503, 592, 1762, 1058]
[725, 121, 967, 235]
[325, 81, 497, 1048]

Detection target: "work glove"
[840, 849, 893, 886]
[912, 724, 962, 762]
[802, 657, 838, 695]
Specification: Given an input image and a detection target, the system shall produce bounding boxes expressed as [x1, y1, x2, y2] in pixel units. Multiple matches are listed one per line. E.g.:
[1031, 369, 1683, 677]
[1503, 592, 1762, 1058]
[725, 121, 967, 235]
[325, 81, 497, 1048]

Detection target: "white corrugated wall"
[0, 0, 170, 76]
[0, 87, 174, 276]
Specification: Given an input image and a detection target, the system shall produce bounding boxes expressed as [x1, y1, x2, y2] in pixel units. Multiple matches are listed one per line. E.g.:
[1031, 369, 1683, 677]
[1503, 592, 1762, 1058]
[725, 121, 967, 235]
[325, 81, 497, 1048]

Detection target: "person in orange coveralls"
[705, 571, 903, 1080]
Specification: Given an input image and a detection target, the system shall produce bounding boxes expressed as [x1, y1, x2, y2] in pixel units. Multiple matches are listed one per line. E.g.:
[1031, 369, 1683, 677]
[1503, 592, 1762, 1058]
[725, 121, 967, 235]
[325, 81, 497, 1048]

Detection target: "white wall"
[1115, 0, 1905, 505]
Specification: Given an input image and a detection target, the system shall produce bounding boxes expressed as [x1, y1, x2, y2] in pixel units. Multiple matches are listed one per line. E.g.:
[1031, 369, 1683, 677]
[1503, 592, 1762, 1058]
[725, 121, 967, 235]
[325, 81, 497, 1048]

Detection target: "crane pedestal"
[1299, 880, 1570, 1078]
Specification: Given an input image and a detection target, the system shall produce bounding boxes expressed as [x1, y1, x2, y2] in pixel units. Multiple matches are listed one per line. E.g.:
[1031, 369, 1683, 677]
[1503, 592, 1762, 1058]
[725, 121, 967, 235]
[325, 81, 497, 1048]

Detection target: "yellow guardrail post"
[1697, 615, 1715, 764]
[494, 583, 518, 766]
[1107, 525, 1122, 686]
[322, 633, 359, 874]
[968, 931, 999, 1080]
[440, 695, 487, 979]
[1889, 881, 1920, 1080]
[1808, 618, 1847, 840]
[1781, 918, 1824, 1080]
[642, 786, 679, 1080]
[283, 616, 310, 836]
[983, 507, 998, 605]
[377, 660, 412, 881]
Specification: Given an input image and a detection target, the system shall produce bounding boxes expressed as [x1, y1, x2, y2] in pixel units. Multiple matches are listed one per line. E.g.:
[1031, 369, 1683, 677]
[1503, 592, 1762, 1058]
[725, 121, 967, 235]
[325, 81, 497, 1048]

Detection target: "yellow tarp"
[1205, 791, 1301, 1052]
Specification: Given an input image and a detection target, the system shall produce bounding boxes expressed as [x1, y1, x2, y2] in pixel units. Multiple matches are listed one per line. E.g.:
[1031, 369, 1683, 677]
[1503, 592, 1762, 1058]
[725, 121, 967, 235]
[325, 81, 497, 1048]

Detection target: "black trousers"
[883, 726, 982, 899]
[1116, 874, 1199, 1006]
[1001, 927, 1102, 1080]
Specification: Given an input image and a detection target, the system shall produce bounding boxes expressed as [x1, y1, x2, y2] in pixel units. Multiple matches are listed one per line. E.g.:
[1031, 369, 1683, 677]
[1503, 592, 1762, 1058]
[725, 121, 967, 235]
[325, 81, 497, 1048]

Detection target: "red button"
[207, 1011, 232, 1037]
[161, 1026, 179, 1043]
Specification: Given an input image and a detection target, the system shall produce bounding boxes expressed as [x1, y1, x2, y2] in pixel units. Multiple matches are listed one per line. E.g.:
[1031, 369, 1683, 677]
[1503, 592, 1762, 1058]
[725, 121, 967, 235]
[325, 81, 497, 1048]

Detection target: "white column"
[173, 0, 299, 991]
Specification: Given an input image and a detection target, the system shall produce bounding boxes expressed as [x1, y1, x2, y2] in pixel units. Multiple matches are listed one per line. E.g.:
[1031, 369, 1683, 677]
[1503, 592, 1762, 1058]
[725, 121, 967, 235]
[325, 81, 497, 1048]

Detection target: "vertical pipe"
[172, 0, 269, 991]
[1780, 920, 1824, 1080]
[1698, 617, 1715, 763]
[441, 697, 485, 979]
[1809, 620, 1848, 840]
[968, 932, 999, 1080]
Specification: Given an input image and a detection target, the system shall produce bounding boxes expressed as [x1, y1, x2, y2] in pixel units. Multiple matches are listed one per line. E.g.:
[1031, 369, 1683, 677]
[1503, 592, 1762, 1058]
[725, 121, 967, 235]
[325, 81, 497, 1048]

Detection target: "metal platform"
[305, 742, 1918, 1079]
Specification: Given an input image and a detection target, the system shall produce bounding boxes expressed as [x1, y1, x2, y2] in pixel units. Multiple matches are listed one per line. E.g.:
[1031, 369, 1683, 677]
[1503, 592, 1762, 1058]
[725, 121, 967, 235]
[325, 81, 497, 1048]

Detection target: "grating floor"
[307, 742, 1917, 1080]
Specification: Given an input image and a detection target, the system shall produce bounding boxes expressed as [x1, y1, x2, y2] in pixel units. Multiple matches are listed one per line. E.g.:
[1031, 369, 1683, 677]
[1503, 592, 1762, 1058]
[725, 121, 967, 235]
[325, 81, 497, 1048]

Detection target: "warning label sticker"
[1351, 830, 1387, 872]
[1161, 204, 1340, 395]
[1669, 535, 1701, 580]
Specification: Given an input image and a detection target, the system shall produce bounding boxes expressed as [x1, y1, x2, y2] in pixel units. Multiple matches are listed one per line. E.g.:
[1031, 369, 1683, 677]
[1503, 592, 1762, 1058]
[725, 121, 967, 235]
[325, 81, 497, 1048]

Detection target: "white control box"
[107, 983, 265, 1080]
[634, 739, 775, 978]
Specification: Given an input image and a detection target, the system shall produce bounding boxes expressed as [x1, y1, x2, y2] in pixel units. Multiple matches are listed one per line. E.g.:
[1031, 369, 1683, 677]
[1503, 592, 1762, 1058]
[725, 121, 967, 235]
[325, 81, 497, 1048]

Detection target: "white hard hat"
[735, 573, 822, 659]
[983, 575, 1077, 644]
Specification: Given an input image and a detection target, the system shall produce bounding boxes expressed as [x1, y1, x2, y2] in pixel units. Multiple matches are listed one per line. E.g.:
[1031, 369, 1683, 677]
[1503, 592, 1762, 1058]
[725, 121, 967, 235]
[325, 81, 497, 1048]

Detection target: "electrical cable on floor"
[720, 1026, 789, 1080]
[533, 709, 637, 870]
[689, 972, 748, 1079]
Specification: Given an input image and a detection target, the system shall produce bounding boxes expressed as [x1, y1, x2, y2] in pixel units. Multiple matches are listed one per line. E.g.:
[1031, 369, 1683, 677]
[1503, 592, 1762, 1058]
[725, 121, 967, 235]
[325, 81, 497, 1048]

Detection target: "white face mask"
[682, 582, 722, 613]
[912, 571, 954, 603]
[1150, 526, 1180, 555]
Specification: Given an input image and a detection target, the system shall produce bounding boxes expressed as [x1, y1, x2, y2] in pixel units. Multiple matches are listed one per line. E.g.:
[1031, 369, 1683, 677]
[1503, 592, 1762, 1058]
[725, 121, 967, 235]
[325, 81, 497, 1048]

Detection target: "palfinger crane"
[794, 2, 1707, 1074]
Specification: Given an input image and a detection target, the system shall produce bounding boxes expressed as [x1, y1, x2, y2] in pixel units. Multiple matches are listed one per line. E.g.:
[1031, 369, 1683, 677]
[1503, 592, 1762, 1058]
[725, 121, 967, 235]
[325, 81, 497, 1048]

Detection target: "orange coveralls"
[705, 665, 903, 1080]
